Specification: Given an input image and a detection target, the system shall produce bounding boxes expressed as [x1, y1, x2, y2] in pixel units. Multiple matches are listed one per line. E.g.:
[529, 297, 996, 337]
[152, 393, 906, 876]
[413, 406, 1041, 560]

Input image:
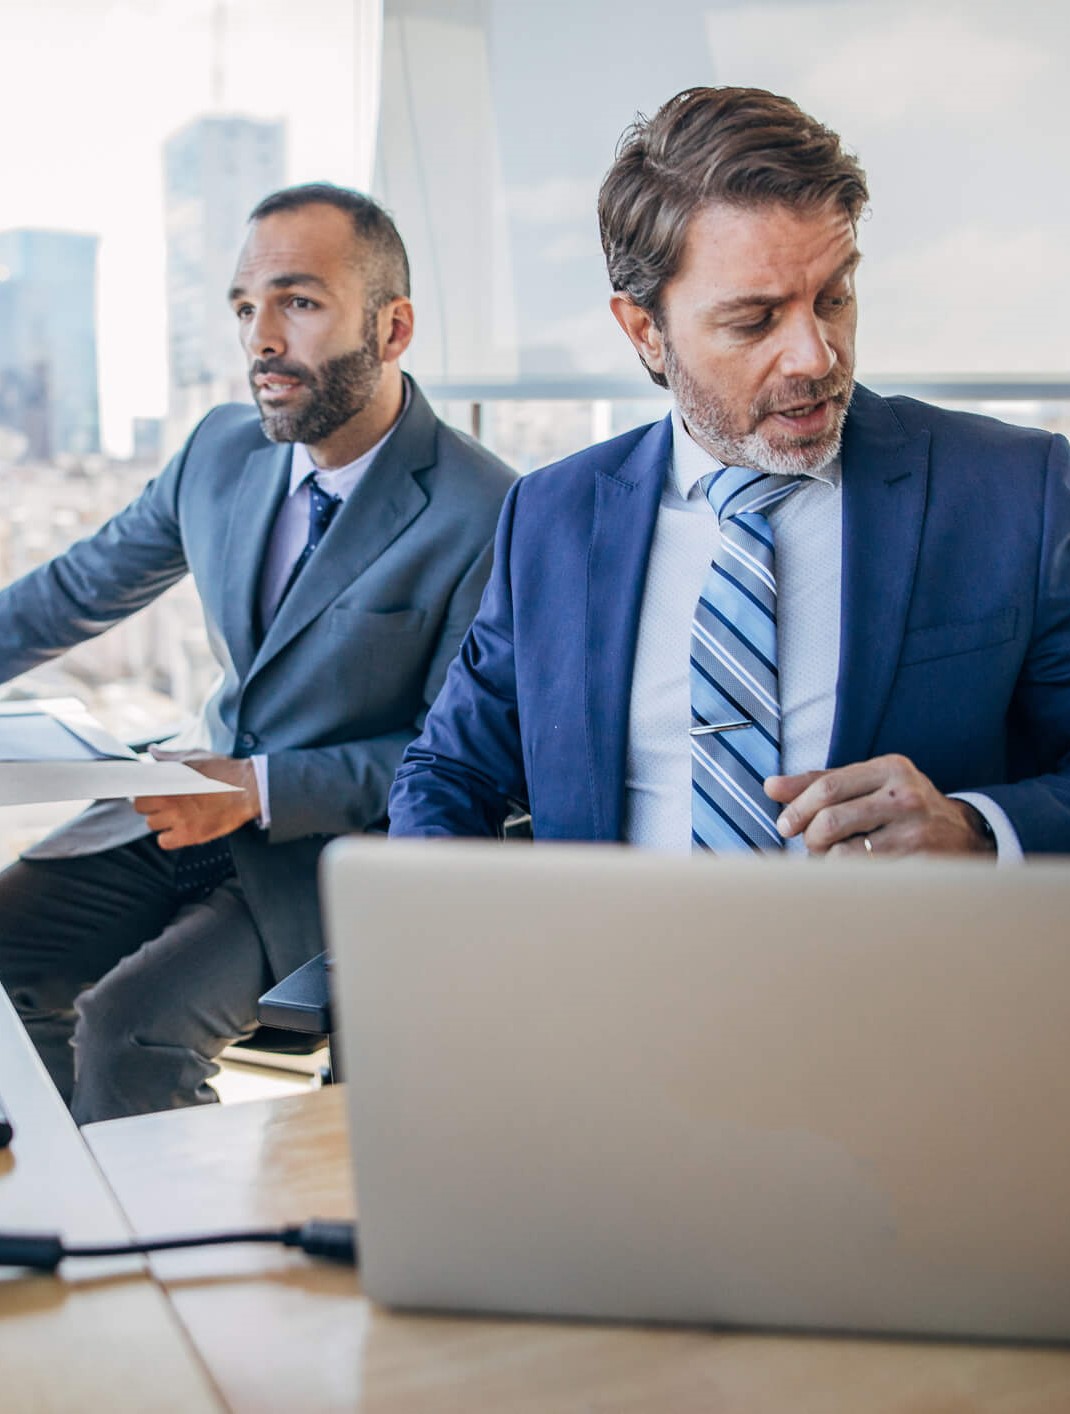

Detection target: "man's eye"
[234, 304, 254, 320]
[819, 293, 853, 315]
[289, 296, 317, 310]
[735, 313, 774, 336]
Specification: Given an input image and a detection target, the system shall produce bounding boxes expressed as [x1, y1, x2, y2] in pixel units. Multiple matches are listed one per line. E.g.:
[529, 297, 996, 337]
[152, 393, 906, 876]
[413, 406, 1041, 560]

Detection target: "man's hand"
[132, 749, 261, 850]
[765, 754, 996, 858]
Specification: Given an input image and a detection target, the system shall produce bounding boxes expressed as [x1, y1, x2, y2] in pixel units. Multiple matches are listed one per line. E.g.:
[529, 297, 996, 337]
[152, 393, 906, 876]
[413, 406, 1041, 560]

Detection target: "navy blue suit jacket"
[389, 385, 1070, 854]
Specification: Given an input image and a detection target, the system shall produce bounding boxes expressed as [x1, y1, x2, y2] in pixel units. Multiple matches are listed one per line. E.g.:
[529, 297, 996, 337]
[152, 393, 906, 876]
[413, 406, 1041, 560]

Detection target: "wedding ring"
[863, 835, 874, 857]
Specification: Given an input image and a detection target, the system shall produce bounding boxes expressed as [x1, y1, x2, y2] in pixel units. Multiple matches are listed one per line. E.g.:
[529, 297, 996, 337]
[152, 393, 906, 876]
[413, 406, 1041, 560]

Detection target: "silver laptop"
[322, 840, 1070, 1341]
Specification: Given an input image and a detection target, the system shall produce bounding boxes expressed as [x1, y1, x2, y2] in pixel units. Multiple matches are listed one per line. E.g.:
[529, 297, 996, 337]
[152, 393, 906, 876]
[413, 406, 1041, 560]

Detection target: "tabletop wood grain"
[0, 985, 223, 1412]
[85, 1085, 1070, 1414]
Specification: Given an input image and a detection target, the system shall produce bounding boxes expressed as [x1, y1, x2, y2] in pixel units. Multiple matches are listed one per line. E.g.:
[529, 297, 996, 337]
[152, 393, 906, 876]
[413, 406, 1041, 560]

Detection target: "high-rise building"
[163, 114, 286, 449]
[0, 229, 101, 462]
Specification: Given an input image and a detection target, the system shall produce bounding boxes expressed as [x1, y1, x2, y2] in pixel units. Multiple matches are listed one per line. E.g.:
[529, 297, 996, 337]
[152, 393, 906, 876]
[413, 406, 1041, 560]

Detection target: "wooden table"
[0, 986, 222, 1412]
[83, 1086, 1070, 1414]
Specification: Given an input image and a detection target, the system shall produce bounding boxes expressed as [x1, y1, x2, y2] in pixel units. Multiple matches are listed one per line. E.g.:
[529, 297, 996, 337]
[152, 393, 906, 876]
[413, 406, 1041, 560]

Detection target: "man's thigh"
[0, 837, 178, 1010]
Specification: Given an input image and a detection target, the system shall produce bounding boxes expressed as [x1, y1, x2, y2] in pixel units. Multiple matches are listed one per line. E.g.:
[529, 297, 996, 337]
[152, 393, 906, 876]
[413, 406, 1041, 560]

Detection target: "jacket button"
[236, 731, 259, 753]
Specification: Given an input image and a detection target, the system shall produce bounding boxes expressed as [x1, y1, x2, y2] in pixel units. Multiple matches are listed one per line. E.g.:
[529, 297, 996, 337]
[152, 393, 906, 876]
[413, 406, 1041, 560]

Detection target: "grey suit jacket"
[0, 379, 515, 978]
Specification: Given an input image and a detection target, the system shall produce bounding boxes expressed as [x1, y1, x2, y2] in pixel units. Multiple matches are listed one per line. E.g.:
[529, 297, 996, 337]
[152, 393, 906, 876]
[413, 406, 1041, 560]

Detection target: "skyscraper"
[0, 229, 101, 462]
[163, 114, 286, 448]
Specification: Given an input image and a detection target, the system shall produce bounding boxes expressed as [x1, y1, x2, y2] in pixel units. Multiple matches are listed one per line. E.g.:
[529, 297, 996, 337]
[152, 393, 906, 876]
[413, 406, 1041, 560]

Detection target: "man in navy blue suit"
[389, 86, 1070, 857]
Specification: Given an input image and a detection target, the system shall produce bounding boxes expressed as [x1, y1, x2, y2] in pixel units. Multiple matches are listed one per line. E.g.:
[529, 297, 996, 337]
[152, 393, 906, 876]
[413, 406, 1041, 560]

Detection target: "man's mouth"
[759, 383, 850, 435]
[766, 398, 835, 433]
[255, 373, 305, 402]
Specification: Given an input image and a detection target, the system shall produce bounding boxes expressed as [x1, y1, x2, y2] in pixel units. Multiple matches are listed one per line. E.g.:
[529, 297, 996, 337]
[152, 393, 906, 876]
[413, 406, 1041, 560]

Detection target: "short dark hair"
[249, 182, 411, 305]
[598, 86, 868, 383]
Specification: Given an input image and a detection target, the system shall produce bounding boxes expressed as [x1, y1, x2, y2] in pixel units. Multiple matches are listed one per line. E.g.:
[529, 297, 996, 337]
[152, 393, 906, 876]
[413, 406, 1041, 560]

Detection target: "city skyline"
[0, 0, 374, 458]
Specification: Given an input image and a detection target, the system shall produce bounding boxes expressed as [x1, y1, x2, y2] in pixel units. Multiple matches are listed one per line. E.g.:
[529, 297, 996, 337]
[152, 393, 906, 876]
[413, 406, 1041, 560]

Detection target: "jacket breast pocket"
[326, 607, 427, 641]
[899, 608, 1018, 667]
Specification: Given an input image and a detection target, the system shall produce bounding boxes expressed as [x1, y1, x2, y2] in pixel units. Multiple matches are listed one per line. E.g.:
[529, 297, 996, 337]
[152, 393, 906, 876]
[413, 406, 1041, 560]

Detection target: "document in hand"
[0, 699, 239, 806]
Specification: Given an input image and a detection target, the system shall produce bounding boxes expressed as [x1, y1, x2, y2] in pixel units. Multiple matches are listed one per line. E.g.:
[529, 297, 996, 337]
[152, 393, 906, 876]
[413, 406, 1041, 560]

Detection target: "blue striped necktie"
[690, 466, 801, 852]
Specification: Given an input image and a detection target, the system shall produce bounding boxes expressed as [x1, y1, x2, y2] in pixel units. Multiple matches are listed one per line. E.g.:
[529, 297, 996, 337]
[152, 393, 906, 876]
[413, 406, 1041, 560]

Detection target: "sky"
[0, 0, 371, 456]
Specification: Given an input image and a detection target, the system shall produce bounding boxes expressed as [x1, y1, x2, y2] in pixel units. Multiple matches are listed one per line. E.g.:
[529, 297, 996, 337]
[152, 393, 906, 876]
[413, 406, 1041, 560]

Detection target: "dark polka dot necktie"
[276, 473, 343, 609]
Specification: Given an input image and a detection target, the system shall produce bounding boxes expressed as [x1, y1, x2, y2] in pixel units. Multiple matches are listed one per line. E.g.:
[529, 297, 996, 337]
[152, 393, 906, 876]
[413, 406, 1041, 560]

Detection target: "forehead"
[231, 205, 368, 290]
[671, 200, 859, 301]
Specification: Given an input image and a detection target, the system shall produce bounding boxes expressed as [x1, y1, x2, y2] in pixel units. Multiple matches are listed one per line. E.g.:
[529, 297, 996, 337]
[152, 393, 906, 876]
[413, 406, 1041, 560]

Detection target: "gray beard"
[664, 339, 851, 476]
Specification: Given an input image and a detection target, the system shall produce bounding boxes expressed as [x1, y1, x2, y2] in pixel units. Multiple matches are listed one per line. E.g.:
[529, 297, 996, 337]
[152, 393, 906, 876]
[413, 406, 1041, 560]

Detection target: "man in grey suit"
[0, 183, 515, 1122]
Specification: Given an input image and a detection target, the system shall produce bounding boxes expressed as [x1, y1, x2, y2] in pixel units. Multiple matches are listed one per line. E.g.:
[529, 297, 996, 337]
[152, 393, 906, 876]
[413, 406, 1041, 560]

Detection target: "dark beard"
[251, 310, 383, 446]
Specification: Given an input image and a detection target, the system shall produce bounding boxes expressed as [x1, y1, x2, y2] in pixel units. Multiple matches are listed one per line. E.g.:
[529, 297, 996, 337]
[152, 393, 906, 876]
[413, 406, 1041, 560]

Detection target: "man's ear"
[379, 297, 415, 364]
[609, 294, 666, 379]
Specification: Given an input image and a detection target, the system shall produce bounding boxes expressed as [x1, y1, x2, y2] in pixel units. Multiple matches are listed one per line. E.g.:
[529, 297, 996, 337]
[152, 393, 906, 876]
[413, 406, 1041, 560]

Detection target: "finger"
[826, 832, 879, 860]
[799, 794, 896, 853]
[147, 746, 212, 764]
[132, 795, 167, 815]
[153, 827, 186, 851]
[132, 794, 182, 813]
[827, 824, 917, 861]
[776, 759, 898, 837]
[764, 770, 827, 804]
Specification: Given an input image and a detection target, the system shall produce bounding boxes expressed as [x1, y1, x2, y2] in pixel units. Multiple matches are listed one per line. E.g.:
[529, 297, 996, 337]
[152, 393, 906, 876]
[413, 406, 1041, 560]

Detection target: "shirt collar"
[287, 378, 412, 500]
[668, 404, 841, 505]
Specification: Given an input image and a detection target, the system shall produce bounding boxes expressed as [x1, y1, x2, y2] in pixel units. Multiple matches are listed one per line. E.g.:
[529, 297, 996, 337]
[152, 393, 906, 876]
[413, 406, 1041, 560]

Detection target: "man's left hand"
[132, 749, 261, 849]
[765, 753, 996, 857]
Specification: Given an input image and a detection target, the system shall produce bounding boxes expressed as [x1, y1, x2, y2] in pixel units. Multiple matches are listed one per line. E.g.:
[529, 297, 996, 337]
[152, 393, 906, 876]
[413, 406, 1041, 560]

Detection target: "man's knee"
[72, 969, 220, 1121]
[72, 967, 152, 1077]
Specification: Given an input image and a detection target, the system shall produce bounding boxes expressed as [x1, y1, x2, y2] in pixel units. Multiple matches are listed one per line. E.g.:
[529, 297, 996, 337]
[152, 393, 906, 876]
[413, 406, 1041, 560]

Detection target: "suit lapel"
[220, 441, 292, 682]
[585, 417, 671, 839]
[827, 386, 931, 768]
[250, 380, 437, 673]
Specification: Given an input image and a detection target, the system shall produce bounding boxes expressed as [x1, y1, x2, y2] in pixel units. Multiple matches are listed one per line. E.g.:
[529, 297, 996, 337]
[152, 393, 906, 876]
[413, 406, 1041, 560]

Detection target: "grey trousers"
[0, 836, 272, 1123]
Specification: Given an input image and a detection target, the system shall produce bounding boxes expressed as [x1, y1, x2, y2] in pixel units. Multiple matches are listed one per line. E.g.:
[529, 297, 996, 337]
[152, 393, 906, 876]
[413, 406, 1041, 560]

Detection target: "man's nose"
[777, 310, 837, 382]
[244, 307, 285, 360]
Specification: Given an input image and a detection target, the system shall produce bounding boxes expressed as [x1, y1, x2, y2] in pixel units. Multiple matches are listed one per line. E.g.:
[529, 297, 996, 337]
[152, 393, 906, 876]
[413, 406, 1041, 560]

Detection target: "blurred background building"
[163, 114, 286, 451]
[0, 228, 101, 462]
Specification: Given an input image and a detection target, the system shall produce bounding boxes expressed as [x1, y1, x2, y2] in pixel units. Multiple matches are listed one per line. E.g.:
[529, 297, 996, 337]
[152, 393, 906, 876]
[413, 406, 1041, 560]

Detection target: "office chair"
[255, 952, 336, 1082]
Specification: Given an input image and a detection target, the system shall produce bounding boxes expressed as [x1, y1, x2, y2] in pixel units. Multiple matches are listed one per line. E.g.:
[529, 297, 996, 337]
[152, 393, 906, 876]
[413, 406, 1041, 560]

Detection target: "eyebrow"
[708, 252, 863, 316]
[227, 272, 330, 302]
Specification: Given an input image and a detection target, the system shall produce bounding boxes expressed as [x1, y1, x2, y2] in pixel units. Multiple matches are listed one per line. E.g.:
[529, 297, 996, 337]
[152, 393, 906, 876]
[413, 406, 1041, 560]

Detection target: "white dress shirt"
[623, 408, 1021, 859]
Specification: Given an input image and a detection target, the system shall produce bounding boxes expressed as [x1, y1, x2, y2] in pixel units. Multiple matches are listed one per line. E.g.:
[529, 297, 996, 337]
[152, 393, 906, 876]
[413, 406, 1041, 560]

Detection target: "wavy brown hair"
[598, 87, 868, 386]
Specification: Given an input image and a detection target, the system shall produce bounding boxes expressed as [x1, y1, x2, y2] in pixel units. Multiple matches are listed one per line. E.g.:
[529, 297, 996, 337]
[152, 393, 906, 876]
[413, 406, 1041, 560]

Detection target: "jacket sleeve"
[263, 534, 508, 842]
[388, 479, 529, 837]
[0, 444, 192, 682]
[979, 431, 1070, 852]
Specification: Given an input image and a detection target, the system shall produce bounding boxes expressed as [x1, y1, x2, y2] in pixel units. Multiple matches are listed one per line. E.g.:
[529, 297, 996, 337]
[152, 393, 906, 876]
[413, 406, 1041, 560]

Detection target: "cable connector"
[0, 1220, 358, 1272]
[0, 1232, 65, 1271]
[281, 1219, 359, 1264]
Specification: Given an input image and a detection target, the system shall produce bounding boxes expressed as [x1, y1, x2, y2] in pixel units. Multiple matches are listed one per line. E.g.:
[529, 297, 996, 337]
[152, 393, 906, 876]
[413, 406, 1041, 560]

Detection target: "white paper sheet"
[0, 758, 240, 807]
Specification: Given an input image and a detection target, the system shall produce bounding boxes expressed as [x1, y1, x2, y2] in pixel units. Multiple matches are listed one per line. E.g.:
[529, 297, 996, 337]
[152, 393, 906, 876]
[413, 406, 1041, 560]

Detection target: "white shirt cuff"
[252, 754, 271, 830]
[950, 791, 1023, 863]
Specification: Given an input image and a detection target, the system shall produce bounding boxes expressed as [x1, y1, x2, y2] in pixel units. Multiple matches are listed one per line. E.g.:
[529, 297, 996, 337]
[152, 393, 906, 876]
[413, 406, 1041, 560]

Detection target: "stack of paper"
[0, 700, 238, 806]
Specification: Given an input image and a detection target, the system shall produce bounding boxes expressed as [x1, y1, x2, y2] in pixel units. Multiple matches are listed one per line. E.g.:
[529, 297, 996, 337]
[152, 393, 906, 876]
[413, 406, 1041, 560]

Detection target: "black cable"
[0, 1218, 358, 1272]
